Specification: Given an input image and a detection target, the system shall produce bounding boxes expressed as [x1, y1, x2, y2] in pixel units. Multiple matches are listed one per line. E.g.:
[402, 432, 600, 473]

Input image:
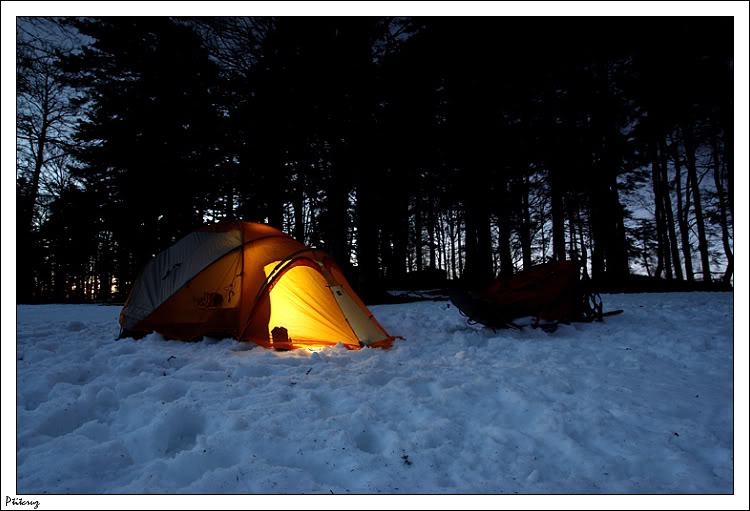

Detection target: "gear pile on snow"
[450, 260, 623, 331]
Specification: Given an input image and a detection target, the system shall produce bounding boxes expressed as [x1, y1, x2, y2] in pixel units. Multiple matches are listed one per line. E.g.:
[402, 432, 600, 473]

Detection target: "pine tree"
[60, 17, 227, 290]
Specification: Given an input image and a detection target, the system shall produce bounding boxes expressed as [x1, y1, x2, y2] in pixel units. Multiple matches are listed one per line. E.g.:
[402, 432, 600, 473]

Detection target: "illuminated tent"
[119, 221, 395, 350]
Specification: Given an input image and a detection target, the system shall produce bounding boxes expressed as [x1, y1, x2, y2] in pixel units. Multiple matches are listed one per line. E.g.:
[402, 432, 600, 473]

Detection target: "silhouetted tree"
[60, 17, 227, 296]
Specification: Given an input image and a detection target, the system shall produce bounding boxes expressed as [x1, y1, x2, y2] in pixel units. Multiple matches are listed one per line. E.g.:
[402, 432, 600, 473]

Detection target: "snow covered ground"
[6, 291, 748, 507]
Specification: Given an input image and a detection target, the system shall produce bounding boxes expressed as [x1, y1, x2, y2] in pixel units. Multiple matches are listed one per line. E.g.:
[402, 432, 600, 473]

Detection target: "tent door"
[328, 285, 390, 346]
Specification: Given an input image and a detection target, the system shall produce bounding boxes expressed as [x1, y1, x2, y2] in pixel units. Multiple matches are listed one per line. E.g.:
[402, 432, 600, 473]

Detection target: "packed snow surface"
[15, 292, 734, 494]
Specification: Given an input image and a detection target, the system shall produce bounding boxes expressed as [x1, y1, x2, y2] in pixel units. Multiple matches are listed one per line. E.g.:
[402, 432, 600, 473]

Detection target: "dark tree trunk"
[606, 182, 630, 281]
[456, 213, 464, 278]
[266, 156, 286, 231]
[659, 138, 683, 280]
[437, 211, 447, 272]
[720, 76, 734, 223]
[496, 173, 513, 277]
[225, 181, 235, 220]
[585, 58, 629, 285]
[18, 101, 50, 303]
[650, 140, 669, 279]
[641, 228, 652, 277]
[550, 167, 566, 262]
[589, 190, 606, 281]
[519, 173, 533, 270]
[601, 69, 630, 284]
[25, 113, 49, 233]
[462, 166, 494, 287]
[356, 162, 381, 300]
[427, 193, 436, 269]
[577, 206, 589, 272]
[497, 216, 513, 277]
[414, 187, 424, 273]
[390, 181, 410, 282]
[323, 155, 351, 273]
[539, 197, 548, 263]
[448, 209, 458, 280]
[684, 123, 712, 282]
[292, 171, 306, 243]
[670, 134, 695, 283]
[711, 135, 733, 284]
[567, 200, 578, 260]
[462, 202, 478, 283]
[476, 202, 494, 283]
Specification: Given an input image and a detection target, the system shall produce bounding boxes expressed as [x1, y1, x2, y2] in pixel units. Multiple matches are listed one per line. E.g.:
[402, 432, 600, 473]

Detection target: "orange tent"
[119, 221, 395, 350]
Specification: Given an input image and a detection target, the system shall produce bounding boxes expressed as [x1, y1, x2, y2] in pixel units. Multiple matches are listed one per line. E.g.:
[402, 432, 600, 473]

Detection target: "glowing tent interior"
[119, 221, 395, 350]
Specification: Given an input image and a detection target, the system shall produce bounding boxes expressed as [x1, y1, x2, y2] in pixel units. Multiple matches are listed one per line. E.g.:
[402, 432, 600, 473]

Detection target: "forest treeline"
[16, 16, 734, 304]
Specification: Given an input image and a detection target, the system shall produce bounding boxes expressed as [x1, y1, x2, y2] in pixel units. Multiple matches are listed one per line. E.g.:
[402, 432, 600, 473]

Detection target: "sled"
[449, 260, 623, 332]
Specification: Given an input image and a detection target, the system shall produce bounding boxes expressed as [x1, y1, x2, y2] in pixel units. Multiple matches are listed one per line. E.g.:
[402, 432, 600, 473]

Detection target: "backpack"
[450, 260, 620, 330]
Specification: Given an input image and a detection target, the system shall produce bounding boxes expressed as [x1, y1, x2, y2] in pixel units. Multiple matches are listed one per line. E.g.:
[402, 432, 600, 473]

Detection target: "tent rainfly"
[119, 221, 395, 350]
